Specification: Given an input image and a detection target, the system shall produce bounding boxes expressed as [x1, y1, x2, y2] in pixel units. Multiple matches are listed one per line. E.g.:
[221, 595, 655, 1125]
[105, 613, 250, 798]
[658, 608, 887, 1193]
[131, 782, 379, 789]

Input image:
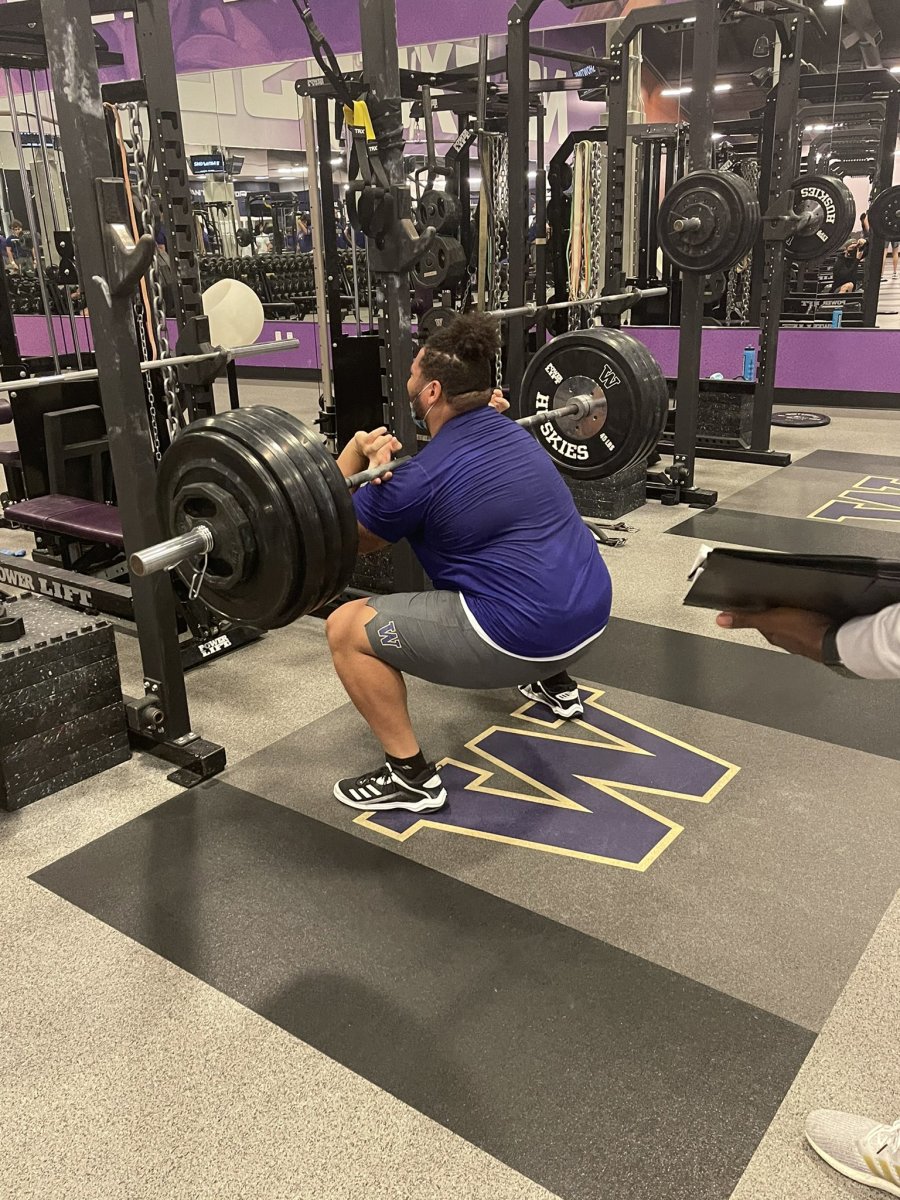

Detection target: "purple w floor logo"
[809, 476, 900, 526]
[355, 688, 739, 871]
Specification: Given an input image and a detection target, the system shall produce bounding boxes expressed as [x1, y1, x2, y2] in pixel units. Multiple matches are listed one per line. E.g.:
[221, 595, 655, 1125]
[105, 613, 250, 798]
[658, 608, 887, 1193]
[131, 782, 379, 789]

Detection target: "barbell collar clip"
[130, 525, 214, 578]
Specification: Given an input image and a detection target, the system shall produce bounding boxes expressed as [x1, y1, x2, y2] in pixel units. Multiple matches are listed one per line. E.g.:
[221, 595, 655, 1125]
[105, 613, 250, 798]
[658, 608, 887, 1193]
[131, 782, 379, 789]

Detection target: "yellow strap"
[343, 101, 375, 142]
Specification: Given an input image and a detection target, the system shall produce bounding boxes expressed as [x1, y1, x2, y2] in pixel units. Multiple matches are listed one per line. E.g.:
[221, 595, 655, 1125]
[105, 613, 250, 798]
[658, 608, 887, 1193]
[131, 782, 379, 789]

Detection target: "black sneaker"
[518, 678, 584, 720]
[334, 762, 447, 813]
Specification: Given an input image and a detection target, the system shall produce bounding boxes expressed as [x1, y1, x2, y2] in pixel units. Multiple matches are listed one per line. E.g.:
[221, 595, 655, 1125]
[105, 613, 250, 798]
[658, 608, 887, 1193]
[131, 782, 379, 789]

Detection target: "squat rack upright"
[0, 0, 231, 782]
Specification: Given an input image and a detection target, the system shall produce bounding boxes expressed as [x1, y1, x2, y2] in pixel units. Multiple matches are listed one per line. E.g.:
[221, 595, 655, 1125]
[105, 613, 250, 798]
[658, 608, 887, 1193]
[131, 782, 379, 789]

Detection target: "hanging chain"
[726, 159, 760, 325]
[588, 142, 605, 323]
[118, 103, 163, 460]
[127, 102, 182, 443]
[487, 133, 509, 386]
[134, 295, 162, 461]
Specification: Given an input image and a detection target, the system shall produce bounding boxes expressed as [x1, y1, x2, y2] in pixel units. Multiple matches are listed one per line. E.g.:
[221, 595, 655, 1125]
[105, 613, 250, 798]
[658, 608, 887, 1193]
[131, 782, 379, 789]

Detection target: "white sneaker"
[518, 678, 584, 720]
[806, 1110, 900, 1196]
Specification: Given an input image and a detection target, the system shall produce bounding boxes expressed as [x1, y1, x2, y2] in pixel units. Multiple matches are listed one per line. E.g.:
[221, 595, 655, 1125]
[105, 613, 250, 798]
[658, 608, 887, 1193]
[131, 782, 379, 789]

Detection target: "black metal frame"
[131, 0, 217, 422]
[37, 0, 224, 785]
[751, 10, 809, 451]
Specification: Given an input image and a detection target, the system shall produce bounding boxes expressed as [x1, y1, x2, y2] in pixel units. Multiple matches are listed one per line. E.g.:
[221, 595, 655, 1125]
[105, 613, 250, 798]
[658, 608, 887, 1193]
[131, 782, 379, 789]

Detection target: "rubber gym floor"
[2, 379, 898, 1200]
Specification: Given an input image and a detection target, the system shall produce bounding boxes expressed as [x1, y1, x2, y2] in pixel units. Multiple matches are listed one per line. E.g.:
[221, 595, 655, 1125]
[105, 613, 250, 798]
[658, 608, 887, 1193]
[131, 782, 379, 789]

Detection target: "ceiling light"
[330, 156, 343, 166]
[714, 83, 732, 93]
[823, 0, 844, 7]
[528, 170, 537, 179]
[661, 85, 692, 97]
[711, 132, 725, 140]
[683, 15, 696, 22]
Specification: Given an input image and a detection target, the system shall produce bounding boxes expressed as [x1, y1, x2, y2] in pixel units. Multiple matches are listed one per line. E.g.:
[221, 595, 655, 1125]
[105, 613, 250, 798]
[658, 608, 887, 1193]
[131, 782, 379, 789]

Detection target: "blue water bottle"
[832, 307, 843, 329]
[742, 345, 757, 383]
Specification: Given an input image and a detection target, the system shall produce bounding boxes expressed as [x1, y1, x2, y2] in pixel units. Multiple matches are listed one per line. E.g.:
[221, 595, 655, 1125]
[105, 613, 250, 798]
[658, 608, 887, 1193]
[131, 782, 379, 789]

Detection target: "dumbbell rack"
[198, 250, 367, 323]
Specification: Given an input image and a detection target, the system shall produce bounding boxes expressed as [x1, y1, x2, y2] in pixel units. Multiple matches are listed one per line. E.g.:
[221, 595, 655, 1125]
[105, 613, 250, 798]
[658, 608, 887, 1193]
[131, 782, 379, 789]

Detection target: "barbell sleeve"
[0, 337, 300, 394]
[129, 525, 214, 578]
[672, 217, 702, 233]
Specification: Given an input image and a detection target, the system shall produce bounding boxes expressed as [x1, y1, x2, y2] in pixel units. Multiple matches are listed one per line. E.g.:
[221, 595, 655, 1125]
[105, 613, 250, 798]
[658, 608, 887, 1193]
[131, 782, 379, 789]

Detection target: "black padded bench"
[0, 398, 11, 425]
[4, 495, 123, 545]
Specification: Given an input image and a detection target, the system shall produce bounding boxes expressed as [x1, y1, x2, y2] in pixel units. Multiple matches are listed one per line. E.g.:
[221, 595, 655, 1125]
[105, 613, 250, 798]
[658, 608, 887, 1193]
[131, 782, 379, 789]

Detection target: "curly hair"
[420, 312, 501, 413]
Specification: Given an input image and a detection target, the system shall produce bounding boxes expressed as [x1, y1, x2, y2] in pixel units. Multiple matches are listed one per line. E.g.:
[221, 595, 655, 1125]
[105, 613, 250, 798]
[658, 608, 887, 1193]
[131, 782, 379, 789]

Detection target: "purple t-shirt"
[352, 407, 612, 658]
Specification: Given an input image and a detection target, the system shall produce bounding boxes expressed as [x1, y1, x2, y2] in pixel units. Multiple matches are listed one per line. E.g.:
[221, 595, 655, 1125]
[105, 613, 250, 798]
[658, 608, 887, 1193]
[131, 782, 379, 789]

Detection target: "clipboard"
[684, 545, 900, 624]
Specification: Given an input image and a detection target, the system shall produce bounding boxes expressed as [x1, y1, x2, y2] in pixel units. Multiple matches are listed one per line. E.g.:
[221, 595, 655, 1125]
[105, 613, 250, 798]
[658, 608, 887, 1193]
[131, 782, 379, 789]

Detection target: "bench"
[4, 495, 123, 545]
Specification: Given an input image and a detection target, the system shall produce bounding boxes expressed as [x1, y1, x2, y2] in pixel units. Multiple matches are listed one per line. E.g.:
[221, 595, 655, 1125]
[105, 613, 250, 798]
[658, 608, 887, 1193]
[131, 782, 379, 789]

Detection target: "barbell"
[0, 278, 288, 394]
[0, 338, 299, 395]
[129, 327, 669, 630]
[657, 170, 857, 272]
[417, 287, 669, 343]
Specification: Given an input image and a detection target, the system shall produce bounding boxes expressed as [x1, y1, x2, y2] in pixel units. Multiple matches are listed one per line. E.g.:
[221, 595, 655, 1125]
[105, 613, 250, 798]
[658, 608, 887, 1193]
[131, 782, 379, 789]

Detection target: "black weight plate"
[418, 305, 458, 344]
[255, 407, 358, 607]
[658, 169, 760, 274]
[417, 189, 460, 236]
[785, 175, 855, 262]
[724, 171, 762, 264]
[771, 411, 831, 428]
[869, 185, 900, 242]
[262, 408, 358, 602]
[704, 271, 727, 305]
[520, 328, 669, 479]
[232, 407, 343, 612]
[293, 416, 360, 601]
[215, 411, 330, 619]
[156, 425, 304, 629]
[411, 235, 467, 289]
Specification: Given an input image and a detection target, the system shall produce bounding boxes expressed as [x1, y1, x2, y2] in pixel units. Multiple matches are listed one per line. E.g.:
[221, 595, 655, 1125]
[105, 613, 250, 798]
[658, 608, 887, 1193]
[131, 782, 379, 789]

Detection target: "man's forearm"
[836, 603, 900, 680]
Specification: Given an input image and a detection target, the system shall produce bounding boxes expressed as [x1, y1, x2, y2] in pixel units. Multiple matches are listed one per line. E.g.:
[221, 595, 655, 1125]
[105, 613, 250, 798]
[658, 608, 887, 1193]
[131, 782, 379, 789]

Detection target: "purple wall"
[626, 327, 899, 395]
[49, 0, 614, 80]
[14, 316, 900, 396]
[11, 315, 351, 370]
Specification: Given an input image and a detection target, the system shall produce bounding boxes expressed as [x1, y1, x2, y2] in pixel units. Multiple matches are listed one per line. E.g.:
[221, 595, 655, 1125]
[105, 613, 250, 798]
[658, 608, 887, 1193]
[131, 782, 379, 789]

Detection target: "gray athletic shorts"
[364, 590, 600, 689]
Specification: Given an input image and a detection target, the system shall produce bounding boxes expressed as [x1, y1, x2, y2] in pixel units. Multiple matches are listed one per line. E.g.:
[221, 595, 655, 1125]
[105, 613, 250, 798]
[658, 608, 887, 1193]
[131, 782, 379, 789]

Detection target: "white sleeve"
[835, 603, 900, 680]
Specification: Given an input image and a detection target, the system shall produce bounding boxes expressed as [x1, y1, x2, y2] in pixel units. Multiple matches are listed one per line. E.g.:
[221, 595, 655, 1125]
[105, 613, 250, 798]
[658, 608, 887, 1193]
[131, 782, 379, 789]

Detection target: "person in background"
[4, 219, 25, 270]
[255, 224, 273, 255]
[861, 210, 897, 282]
[717, 600, 900, 1196]
[831, 238, 868, 295]
[335, 212, 351, 251]
[296, 214, 313, 254]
